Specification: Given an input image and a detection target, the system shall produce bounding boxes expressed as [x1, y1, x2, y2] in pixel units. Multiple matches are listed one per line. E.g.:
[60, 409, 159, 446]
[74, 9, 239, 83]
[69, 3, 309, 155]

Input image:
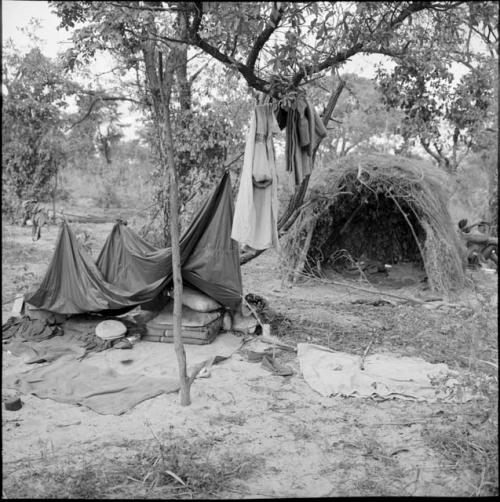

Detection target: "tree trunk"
[383, 117, 389, 153]
[451, 126, 459, 173]
[419, 137, 451, 172]
[52, 164, 58, 223]
[339, 133, 347, 157]
[175, 11, 191, 112]
[291, 213, 317, 283]
[333, 136, 340, 156]
[142, 35, 191, 405]
[161, 111, 190, 406]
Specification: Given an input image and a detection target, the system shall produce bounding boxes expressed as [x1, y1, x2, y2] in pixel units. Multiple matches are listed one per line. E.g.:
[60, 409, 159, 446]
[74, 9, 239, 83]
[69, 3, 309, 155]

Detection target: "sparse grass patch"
[353, 477, 389, 496]
[3, 460, 114, 499]
[423, 420, 498, 496]
[287, 420, 314, 441]
[422, 376, 498, 496]
[223, 412, 247, 426]
[262, 296, 497, 372]
[3, 431, 263, 499]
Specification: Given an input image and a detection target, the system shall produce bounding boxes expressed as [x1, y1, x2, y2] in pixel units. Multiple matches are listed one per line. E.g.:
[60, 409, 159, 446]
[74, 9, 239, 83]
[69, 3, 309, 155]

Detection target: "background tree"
[373, 1, 498, 225]
[308, 73, 404, 160]
[66, 97, 126, 207]
[52, 2, 491, 238]
[2, 43, 73, 218]
[376, 55, 496, 173]
[52, 0, 247, 245]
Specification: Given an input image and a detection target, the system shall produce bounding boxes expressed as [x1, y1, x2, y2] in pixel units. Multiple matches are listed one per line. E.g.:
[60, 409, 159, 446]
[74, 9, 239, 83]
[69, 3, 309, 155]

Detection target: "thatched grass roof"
[281, 153, 468, 293]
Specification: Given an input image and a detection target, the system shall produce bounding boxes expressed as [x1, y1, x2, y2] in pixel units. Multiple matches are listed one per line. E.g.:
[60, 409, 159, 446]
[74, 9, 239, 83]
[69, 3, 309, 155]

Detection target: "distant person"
[458, 218, 497, 266]
[31, 207, 48, 241]
[21, 199, 38, 226]
[20, 198, 48, 241]
[458, 219, 488, 235]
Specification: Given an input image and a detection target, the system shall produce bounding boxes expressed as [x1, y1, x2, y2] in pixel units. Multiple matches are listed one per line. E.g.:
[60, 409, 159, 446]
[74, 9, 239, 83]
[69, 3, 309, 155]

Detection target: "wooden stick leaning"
[360, 333, 376, 371]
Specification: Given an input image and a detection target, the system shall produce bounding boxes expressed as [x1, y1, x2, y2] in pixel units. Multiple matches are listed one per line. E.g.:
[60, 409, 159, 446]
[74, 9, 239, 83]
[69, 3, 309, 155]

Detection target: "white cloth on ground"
[298, 343, 467, 402]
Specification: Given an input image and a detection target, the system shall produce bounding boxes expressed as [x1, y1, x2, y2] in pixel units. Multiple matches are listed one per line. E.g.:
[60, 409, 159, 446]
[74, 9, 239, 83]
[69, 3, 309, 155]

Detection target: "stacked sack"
[144, 287, 225, 345]
[143, 287, 260, 344]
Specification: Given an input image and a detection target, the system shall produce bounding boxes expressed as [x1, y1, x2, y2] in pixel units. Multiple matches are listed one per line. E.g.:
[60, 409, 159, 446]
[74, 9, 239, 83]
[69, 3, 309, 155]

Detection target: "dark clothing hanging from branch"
[281, 95, 328, 186]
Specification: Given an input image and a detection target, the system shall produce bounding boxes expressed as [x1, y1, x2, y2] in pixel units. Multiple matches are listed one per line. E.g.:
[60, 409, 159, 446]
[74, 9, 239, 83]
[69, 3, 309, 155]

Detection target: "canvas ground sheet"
[3, 333, 244, 415]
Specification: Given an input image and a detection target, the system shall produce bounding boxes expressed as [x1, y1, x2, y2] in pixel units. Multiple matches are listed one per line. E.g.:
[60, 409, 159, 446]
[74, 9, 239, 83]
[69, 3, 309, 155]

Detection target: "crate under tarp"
[144, 302, 223, 345]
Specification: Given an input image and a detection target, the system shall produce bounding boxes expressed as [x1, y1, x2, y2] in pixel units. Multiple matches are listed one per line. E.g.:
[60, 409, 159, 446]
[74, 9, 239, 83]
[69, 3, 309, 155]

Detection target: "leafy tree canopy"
[2, 41, 77, 214]
[308, 73, 404, 158]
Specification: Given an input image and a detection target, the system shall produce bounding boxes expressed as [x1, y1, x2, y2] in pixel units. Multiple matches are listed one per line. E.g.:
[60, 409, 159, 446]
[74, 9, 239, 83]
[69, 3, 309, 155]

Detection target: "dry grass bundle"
[281, 153, 468, 293]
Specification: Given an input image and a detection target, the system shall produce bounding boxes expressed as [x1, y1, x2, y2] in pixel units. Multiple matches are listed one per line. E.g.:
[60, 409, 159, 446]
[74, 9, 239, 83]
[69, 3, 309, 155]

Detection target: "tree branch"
[190, 1, 203, 35]
[419, 137, 444, 164]
[320, 79, 346, 138]
[188, 62, 208, 85]
[362, 40, 412, 60]
[193, 36, 270, 92]
[342, 138, 367, 156]
[107, 2, 170, 12]
[187, 1, 270, 93]
[66, 95, 143, 130]
[425, 1, 466, 12]
[291, 43, 364, 88]
[189, 1, 434, 94]
[122, 26, 189, 47]
[291, 1, 431, 87]
[245, 2, 284, 71]
[222, 151, 244, 169]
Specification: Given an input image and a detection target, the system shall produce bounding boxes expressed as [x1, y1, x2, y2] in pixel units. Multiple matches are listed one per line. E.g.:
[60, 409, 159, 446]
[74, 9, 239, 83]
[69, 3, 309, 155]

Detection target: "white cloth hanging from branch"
[231, 103, 280, 251]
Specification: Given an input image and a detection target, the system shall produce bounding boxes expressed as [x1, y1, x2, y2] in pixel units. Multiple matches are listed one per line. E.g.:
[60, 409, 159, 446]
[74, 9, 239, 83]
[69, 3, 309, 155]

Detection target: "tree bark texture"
[142, 32, 191, 405]
[52, 164, 58, 223]
[162, 110, 190, 406]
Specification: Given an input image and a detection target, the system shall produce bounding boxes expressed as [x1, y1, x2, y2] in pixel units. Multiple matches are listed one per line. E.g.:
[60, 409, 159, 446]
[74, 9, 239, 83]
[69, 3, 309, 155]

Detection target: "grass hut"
[281, 153, 468, 293]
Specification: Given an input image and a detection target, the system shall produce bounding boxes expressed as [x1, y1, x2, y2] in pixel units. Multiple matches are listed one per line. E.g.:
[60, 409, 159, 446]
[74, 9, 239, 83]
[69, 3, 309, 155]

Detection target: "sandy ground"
[2, 219, 497, 497]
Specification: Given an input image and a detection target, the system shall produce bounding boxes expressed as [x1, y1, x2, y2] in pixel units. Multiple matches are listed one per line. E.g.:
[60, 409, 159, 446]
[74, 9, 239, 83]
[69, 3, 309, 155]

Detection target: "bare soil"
[2, 217, 498, 498]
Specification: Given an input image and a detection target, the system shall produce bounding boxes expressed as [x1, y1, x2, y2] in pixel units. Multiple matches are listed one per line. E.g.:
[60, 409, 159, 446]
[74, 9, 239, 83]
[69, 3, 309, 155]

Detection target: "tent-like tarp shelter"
[25, 172, 243, 314]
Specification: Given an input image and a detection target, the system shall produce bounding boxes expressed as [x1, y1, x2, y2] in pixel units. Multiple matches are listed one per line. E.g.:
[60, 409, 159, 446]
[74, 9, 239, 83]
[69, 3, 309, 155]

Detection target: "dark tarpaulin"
[25, 172, 243, 314]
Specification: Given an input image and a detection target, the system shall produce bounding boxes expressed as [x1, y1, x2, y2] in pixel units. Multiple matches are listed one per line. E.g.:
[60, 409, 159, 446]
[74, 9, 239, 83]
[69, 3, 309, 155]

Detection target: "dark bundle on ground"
[281, 153, 468, 293]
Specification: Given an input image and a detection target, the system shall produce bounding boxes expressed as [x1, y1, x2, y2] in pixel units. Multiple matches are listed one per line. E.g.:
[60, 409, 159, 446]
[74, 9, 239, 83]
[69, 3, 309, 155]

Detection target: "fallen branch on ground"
[284, 266, 429, 305]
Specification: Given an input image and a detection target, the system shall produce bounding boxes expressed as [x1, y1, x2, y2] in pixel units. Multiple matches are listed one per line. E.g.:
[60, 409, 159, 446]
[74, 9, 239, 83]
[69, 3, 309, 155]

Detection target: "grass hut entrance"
[282, 154, 467, 293]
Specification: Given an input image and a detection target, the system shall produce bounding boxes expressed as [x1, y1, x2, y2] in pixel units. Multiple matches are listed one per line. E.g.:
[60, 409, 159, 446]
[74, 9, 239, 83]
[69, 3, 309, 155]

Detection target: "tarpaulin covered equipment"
[25, 172, 243, 314]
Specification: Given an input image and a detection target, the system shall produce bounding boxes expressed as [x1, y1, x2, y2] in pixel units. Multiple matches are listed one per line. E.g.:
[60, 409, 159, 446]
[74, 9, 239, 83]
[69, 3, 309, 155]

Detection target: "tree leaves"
[376, 42, 496, 172]
[2, 46, 74, 211]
